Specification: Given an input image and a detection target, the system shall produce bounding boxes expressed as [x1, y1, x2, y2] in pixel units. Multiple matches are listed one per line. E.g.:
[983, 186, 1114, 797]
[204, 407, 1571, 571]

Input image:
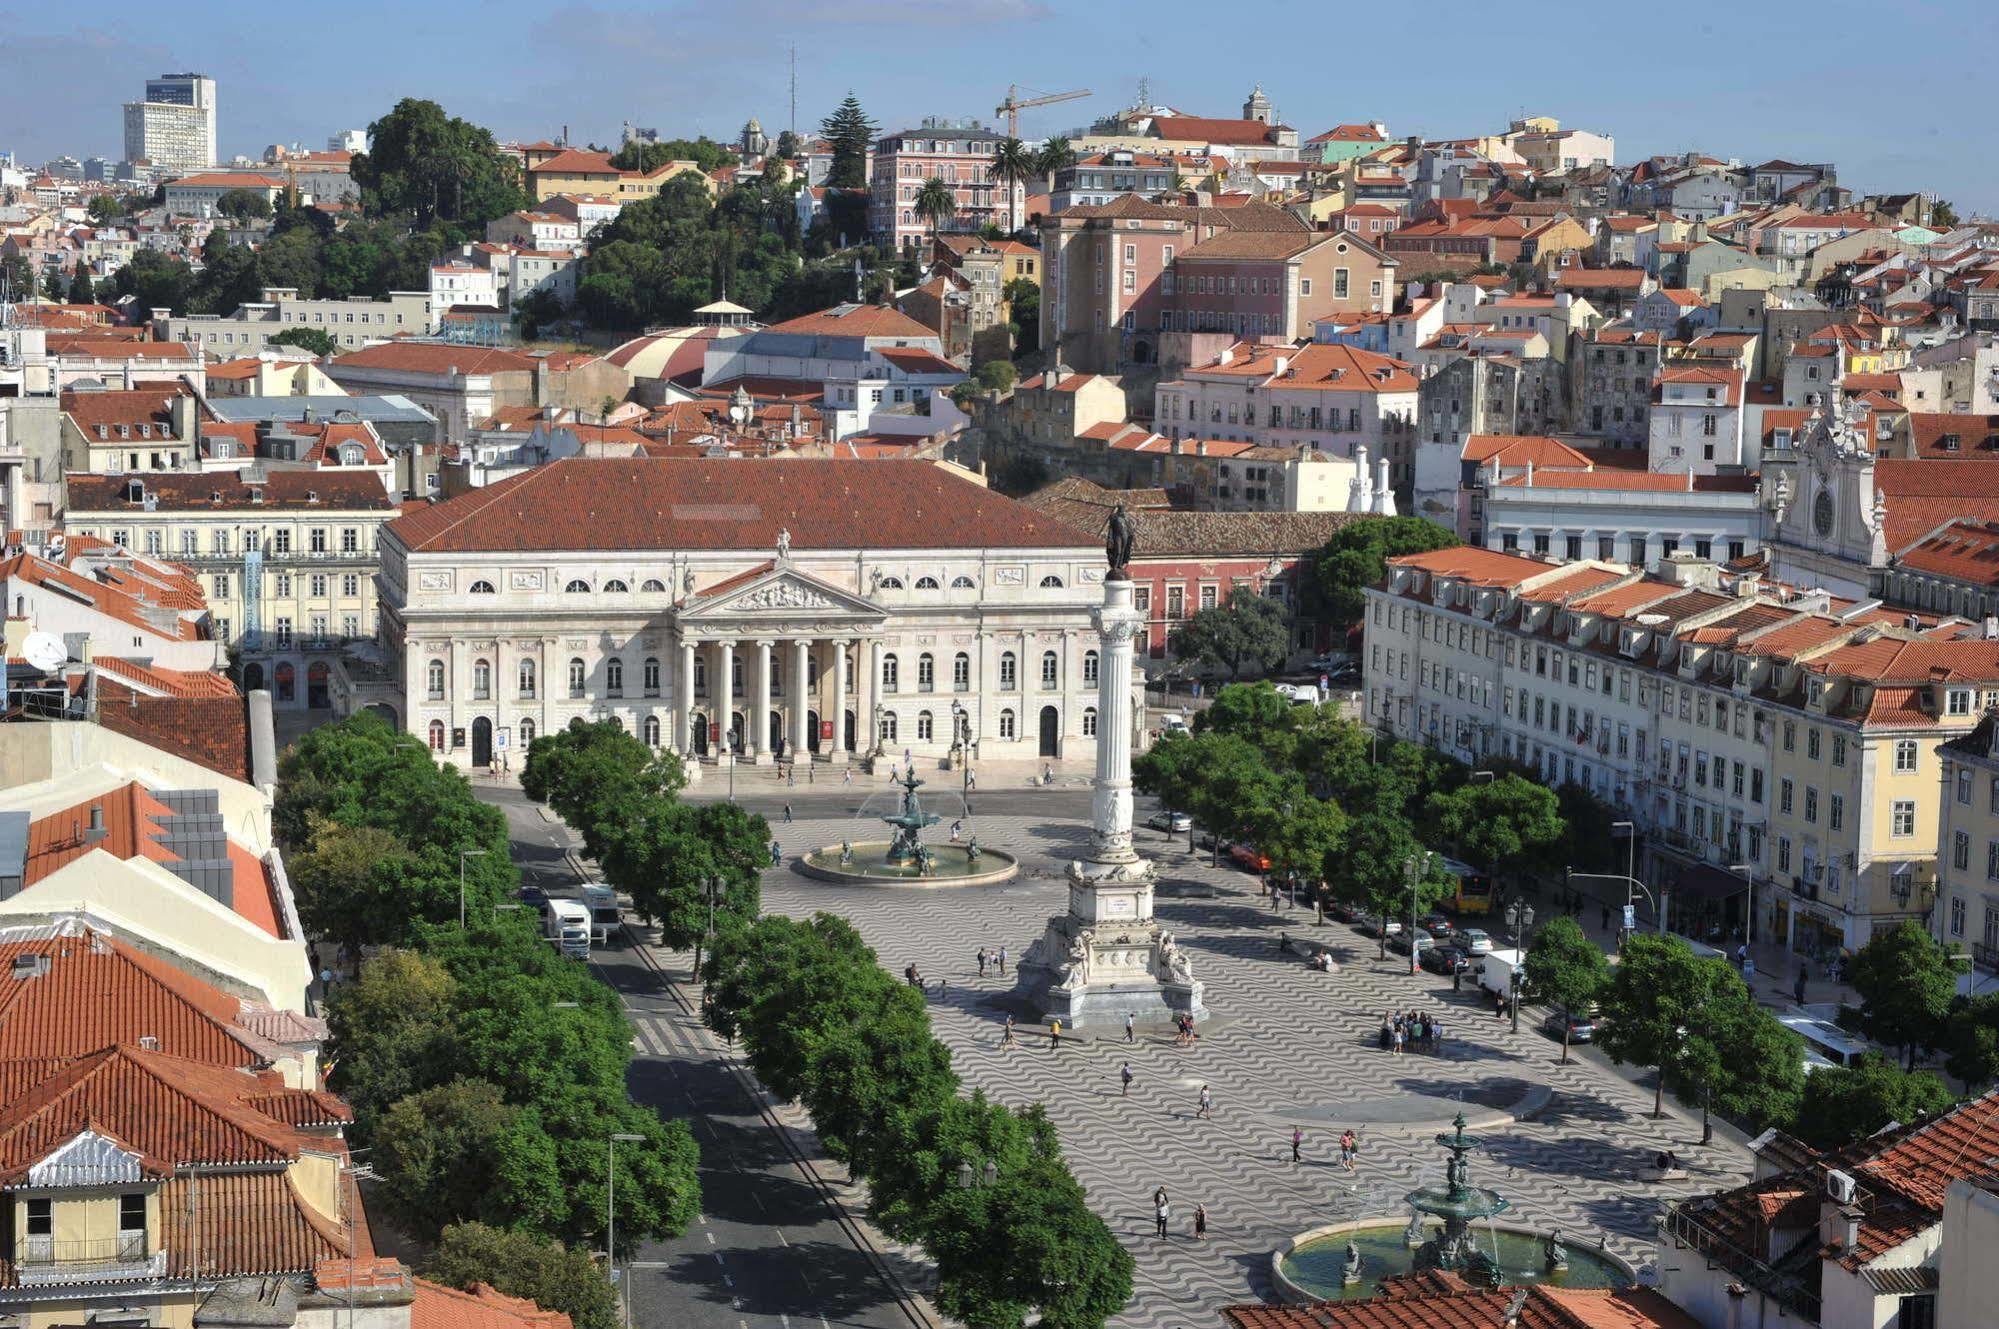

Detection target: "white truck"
[544, 898, 592, 960]
[578, 883, 622, 947]
[1478, 948, 1525, 1000]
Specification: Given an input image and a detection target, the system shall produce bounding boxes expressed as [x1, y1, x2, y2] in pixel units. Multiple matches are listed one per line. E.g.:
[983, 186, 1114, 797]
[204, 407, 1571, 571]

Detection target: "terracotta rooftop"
[1188, 342, 1419, 392]
[1895, 518, 1999, 587]
[329, 344, 535, 376]
[94, 680, 254, 785]
[385, 458, 1090, 555]
[1021, 477, 1361, 557]
[66, 471, 397, 513]
[413, 1281, 574, 1329]
[763, 304, 936, 340]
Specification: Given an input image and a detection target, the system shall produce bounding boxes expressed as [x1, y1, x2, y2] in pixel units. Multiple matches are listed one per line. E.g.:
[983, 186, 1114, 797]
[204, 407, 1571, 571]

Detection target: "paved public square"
[722, 782, 1755, 1328]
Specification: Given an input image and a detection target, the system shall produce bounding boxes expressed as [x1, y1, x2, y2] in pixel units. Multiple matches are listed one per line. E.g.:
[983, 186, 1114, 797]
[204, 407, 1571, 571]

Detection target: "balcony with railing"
[12, 1234, 167, 1285]
[1973, 941, 1999, 972]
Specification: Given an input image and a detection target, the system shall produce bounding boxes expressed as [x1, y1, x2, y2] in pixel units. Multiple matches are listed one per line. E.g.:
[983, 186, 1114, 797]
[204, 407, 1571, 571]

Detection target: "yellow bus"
[1440, 855, 1494, 916]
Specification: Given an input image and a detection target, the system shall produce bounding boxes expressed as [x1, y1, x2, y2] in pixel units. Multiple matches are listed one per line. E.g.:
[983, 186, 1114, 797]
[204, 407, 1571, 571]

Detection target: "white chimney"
[1274, 354, 1290, 375]
[1218, 347, 1234, 366]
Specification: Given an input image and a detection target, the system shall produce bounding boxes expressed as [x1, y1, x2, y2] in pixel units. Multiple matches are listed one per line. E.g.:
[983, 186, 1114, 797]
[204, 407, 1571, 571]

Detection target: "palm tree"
[1034, 136, 1077, 195]
[914, 176, 956, 250]
[986, 137, 1037, 235]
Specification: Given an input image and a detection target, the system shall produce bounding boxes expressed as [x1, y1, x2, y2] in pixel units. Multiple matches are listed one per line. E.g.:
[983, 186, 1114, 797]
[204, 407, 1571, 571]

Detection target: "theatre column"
[832, 638, 851, 763]
[791, 638, 811, 761]
[752, 638, 773, 764]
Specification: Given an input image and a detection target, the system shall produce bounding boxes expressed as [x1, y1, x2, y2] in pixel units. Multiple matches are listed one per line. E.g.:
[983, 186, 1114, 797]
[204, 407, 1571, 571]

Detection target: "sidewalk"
[1534, 875, 1858, 1012]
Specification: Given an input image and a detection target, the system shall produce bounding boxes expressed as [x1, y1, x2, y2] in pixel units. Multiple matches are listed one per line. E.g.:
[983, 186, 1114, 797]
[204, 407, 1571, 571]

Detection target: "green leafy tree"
[215, 188, 273, 220]
[267, 325, 337, 357]
[86, 194, 126, 223]
[1004, 276, 1040, 355]
[112, 247, 189, 311]
[353, 97, 526, 229]
[1596, 934, 1742, 1119]
[325, 949, 460, 1130]
[976, 359, 1017, 393]
[914, 176, 957, 244]
[611, 137, 733, 174]
[819, 94, 878, 190]
[190, 234, 264, 315]
[1789, 1054, 1956, 1150]
[1305, 516, 1459, 624]
[1426, 774, 1562, 895]
[0, 255, 35, 302]
[1945, 992, 1999, 1090]
[1707, 998, 1806, 1131]
[1192, 682, 1301, 768]
[515, 288, 566, 339]
[66, 268, 98, 304]
[1329, 814, 1450, 958]
[426, 1224, 618, 1329]
[1522, 916, 1609, 1063]
[774, 130, 802, 160]
[1251, 790, 1345, 902]
[1184, 733, 1281, 865]
[1133, 730, 1203, 851]
[1849, 921, 1958, 1068]
[371, 1078, 520, 1239]
[986, 137, 1037, 234]
[1932, 200, 1959, 228]
[1171, 588, 1290, 679]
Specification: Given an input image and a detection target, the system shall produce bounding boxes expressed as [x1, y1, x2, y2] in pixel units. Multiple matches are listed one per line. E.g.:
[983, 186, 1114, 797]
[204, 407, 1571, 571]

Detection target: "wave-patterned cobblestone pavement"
[757, 809, 1751, 1328]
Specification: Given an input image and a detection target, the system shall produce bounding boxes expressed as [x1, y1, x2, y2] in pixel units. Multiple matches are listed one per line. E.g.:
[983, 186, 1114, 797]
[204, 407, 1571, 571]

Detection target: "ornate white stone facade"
[375, 533, 1126, 776]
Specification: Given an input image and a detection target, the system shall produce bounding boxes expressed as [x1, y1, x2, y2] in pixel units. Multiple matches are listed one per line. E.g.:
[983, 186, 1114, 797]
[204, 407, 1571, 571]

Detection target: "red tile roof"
[66, 471, 397, 512]
[876, 346, 963, 376]
[1188, 342, 1419, 392]
[1895, 519, 1999, 586]
[1150, 116, 1281, 147]
[1874, 459, 1999, 550]
[385, 458, 1092, 555]
[329, 344, 535, 376]
[1554, 268, 1648, 289]
[0, 931, 266, 1068]
[94, 681, 253, 784]
[763, 304, 936, 340]
[414, 1281, 573, 1329]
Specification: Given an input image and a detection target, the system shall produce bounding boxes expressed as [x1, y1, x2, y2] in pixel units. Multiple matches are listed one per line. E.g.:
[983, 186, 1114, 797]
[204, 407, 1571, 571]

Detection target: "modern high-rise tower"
[122, 73, 217, 174]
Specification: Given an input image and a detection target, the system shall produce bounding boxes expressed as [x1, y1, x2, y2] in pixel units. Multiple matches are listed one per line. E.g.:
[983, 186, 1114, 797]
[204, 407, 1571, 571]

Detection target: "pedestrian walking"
[967, 769, 977, 791]
[1291, 1127, 1303, 1163]
[769, 840, 782, 866]
[1196, 1084, 1213, 1120]
[1340, 1129, 1357, 1172]
[978, 947, 989, 977]
[1049, 1018, 1062, 1049]
[1193, 1203, 1208, 1240]
[999, 1014, 1016, 1048]
[787, 768, 795, 788]
[1391, 1023, 1405, 1056]
[842, 766, 853, 786]
[1120, 1061, 1134, 1096]
[1453, 964, 1464, 992]
[1125, 1012, 1136, 1043]
[1155, 1198, 1170, 1238]
[950, 819, 963, 843]
[1601, 903, 1610, 933]
[1794, 967, 1808, 1004]
[783, 803, 793, 823]
[996, 945, 1007, 975]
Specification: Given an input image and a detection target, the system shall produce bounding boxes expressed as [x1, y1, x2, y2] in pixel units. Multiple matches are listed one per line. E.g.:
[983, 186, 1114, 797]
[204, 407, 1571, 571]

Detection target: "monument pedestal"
[1015, 574, 1205, 1026]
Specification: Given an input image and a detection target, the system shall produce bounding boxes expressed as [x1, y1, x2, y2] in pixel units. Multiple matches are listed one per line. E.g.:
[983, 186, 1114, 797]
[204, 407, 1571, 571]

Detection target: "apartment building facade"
[870, 121, 1005, 252]
[1364, 546, 1992, 952]
[160, 287, 438, 356]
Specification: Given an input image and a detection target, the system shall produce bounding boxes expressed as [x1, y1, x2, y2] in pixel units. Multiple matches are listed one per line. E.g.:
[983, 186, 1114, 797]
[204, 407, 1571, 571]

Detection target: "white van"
[1774, 1007, 1876, 1071]
[544, 898, 592, 960]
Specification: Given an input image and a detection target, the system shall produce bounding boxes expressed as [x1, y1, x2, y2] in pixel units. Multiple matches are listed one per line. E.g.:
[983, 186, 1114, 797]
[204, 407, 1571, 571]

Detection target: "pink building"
[870, 119, 1005, 253]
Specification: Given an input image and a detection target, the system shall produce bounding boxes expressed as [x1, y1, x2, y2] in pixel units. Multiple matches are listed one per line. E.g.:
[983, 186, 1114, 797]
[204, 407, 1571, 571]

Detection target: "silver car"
[1451, 928, 1494, 955]
[1147, 809, 1193, 833]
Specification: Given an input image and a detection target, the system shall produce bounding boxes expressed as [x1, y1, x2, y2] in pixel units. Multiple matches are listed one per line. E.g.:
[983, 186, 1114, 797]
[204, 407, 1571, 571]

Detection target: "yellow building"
[62, 471, 401, 716]
[524, 148, 712, 203]
[1937, 712, 1999, 972]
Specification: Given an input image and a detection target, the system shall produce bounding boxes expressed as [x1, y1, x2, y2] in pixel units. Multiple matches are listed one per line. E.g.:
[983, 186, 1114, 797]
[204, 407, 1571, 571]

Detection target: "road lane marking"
[774, 1229, 788, 1247]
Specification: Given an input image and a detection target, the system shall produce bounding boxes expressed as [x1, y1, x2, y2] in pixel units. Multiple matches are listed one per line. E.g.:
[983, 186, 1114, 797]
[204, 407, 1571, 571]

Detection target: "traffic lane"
[603, 945, 911, 1329]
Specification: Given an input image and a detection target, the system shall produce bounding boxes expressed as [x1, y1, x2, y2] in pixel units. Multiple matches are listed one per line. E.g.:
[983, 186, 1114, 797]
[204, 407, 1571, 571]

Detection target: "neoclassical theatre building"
[357, 458, 1122, 774]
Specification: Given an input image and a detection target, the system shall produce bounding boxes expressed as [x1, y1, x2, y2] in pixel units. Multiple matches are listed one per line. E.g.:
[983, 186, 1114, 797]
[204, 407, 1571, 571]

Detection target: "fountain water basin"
[1270, 1115, 1635, 1301]
[798, 768, 1018, 886]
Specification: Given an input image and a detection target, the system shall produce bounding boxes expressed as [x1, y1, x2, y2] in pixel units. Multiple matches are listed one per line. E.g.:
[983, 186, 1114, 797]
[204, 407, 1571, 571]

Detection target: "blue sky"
[4, 0, 1996, 213]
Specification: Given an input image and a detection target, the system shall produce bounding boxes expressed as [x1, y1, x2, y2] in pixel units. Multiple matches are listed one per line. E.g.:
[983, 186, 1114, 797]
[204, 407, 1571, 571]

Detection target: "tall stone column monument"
[1015, 505, 1206, 1026]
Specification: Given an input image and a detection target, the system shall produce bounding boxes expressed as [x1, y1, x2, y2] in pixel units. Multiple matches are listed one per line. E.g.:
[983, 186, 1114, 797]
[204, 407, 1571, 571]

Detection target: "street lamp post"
[1404, 852, 1431, 976]
[608, 1132, 644, 1328]
[458, 849, 488, 929]
[1505, 896, 1535, 1034]
[1728, 862, 1756, 953]
[1612, 820, 1637, 948]
[691, 876, 722, 984]
[953, 1157, 999, 1190]
[1674, 1025, 1714, 1146]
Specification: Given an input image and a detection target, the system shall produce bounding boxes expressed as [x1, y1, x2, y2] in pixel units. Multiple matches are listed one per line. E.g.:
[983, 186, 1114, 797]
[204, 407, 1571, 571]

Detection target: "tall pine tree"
[819, 93, 877, 190]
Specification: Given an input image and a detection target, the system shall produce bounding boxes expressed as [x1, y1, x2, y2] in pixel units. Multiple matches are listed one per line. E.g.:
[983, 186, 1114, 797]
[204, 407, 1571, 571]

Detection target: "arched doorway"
[307, 661, 331, 709]
[691, 712, 709, 757]
[729, 711, 745, 755]
[806, 710, 821, 754]
[274, 662, 295, 703]
[472, 716, 493, 768]
[844, 709, 857, 753]
[242, 662, 265, 692]
[365, 703, 397, 727]
[768, 710, 785, 758]
[1038, 705, 1060, 758]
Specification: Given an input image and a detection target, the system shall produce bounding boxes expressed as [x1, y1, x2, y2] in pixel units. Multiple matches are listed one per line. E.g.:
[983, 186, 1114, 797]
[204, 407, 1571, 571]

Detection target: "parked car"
[1421, 945, 1471, 975]
[1359, 916, 1404, 938]
[1450, 928, 1494, 956]
[1307, 653, 1354, 673]
[1161, 713, 1191, 735]
[1147, 809, 1193, 833]
[1543, 1008, 1598, 1044]
[1390, 931, 1436, 956]
[1228, 842, 1274, 873]
[1419, 913, 1456, 938]
[1328, 899, 1364, 924]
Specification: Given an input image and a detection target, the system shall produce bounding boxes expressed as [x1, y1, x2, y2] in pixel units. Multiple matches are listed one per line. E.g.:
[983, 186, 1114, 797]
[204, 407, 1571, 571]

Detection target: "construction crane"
[995, 84, 1090, 140]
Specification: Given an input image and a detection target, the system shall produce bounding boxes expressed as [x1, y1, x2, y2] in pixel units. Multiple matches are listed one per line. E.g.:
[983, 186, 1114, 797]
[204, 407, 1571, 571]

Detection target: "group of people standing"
[1378, 1009, 1444, 1055]
[1152, 1185, 1207, 1240]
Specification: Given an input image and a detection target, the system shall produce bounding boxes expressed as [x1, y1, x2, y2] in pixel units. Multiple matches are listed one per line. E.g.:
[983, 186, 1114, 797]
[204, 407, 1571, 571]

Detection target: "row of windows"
[429, 648, 1103, 701]
[464, 573, 1062, 595]
[74, 525, 371, 557]
[424, 707, 1100, 753]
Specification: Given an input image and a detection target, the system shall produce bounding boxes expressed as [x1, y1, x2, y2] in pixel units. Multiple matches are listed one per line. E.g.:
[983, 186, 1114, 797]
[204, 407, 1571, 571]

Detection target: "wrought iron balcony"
[13, 1234, 166, 1285]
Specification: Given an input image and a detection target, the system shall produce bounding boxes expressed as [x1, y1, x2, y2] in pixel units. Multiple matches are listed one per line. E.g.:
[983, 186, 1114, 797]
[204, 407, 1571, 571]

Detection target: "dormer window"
[1808, 679, 1824, 706]
[1948, 688, 1973, 716]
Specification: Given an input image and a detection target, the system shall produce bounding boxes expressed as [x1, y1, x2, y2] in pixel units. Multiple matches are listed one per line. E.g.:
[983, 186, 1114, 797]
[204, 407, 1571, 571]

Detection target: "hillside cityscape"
[7, 36, 1999, 1329]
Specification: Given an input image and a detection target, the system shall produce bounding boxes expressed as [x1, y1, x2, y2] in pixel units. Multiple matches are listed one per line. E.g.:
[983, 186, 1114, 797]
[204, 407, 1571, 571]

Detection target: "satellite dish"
[21, 632, 67, 673]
